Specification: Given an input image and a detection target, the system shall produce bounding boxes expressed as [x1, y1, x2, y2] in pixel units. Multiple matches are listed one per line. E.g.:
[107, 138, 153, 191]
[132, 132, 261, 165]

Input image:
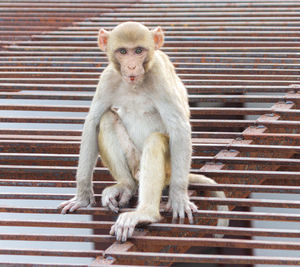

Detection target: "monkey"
[58, 21, 229, 242]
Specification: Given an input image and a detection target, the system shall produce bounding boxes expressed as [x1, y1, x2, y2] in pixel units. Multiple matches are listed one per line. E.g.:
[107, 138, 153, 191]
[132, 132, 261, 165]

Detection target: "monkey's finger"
[172, 210, 178, 224]
[108, 201, 119, 213]
[128, 225, 135, 238]
[185, 206, 194, 224]
[110, 224, 116, 236]
[116, 225, 123, 241]
[69, 202, 82, 213]
[109, 197, 118, 207]
[190, 202, 198, 212]
[121, 226, 129, 243]
[179, 209, 185, 224]
[119, 192, 131, 207]
[122, 215, 136, 242]
[57, 200, 69, 210]
[61, 202, 75, 214]
[89, 196, 96, 206]
[112, 218, 123, 241]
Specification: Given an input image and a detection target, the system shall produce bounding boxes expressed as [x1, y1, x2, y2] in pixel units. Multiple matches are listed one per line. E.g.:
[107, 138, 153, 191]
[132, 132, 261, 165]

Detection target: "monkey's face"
[98, 22, 165, 84]
[114, 46, 148, 84]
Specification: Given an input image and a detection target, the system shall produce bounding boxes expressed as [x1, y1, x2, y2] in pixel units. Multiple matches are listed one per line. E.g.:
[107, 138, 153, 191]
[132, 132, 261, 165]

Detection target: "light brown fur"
[58, 22, 229, 242]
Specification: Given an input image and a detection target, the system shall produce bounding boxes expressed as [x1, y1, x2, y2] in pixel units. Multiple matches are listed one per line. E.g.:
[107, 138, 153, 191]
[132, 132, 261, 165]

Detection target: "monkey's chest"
[112, 96, 166, 150]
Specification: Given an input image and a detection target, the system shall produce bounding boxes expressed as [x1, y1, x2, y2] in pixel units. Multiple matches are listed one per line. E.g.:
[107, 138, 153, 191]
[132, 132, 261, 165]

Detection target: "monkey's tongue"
[130, 76, 136, 81]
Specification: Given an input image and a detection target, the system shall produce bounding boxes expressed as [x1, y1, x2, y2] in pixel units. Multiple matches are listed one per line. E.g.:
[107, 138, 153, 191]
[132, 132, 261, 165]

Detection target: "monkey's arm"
[58, 79, 111, 214]
[155, 91, 197, 224]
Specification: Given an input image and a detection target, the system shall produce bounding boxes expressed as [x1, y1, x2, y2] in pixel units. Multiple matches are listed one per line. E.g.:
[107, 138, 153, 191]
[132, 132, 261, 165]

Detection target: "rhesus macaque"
[58, 22, 229, 242]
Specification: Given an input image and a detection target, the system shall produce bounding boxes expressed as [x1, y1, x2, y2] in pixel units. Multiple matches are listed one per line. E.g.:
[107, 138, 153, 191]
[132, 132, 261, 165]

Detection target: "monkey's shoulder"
[97, 65, 122, 89]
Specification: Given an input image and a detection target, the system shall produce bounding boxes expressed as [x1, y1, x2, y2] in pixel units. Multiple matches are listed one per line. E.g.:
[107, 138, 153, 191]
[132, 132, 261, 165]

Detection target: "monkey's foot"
[165, 192, 198, 224]
[110, 210, 161, 242]
[101, 183, 135, 213]
[58, 193, 95, 214]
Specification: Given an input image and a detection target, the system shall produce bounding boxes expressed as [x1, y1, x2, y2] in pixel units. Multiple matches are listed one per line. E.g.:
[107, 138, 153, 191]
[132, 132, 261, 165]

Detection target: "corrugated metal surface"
[1, 0, 300, 266]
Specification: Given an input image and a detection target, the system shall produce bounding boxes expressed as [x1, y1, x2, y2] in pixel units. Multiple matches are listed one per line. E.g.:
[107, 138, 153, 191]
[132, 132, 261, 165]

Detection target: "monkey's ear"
[152, 27, 164, 50]
[98, 29, 110, 51]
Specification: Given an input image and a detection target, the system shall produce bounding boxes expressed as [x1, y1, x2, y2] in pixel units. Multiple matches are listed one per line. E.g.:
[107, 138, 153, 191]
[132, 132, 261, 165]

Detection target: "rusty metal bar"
[2, 117, 300, 130]
[2, 179, 300, 195]
[1, 153, 300, 167]
[1, 91, 299, 103]
[1, 78, 299, 86]
[0, 248, 102, 257]
[105, 251, 300, 265]
[2, 233, 300, 251]
[0, 263, 85, 267]
[1, 165, 300, 180]
[2, 219, 300, 238]
[1, 105, 299, 117]
[1, 84, 300, 93]
[2, 192, 300, 209]
[1, 140, 299, 154]
[1, 129, 299, 140]
[2, 206, 300, 222]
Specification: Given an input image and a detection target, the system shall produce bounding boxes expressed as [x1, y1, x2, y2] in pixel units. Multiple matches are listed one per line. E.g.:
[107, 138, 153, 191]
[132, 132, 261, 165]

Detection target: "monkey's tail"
[188, 173, 229, 237]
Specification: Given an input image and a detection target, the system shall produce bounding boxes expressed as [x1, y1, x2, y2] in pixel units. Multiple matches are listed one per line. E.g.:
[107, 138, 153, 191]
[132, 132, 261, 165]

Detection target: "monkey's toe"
[110, 211, 137, 242]
[108, 198, 119, 213]
[58, 196, 91, 214]
[167, 193, 198, 224]
[102, 184, 134, 212]
[110, 210, 160, 242]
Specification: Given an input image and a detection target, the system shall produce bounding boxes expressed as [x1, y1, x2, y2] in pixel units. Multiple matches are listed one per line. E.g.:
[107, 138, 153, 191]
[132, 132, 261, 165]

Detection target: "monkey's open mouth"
[124, 75, 138, 84]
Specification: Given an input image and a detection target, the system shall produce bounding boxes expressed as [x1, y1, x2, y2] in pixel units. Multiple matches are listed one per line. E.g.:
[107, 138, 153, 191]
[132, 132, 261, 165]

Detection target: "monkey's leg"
[110, 132, 168, 242]
[98, 111, 137, 213]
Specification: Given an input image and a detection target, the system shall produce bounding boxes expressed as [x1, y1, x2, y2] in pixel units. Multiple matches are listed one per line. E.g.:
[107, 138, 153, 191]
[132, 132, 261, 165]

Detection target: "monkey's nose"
[128, 65, 136, 70]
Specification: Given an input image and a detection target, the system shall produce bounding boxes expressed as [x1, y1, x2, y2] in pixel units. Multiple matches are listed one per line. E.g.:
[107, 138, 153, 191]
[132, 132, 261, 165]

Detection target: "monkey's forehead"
[108, 23, 154, 50]
[111, 22, 152, 40]
[112, 21, 150, 33]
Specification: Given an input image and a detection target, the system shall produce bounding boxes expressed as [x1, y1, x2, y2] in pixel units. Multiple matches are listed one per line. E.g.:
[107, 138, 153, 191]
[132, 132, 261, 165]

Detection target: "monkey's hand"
[58, 191, 95, 214]
[166, 190, 198, 224]
[110, 210, 161, 242]
[102, 183, 135, 213]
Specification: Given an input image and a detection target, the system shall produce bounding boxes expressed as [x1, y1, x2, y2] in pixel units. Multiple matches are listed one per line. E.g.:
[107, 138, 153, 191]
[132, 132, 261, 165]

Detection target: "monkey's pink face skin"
[115, 47, 148, 84]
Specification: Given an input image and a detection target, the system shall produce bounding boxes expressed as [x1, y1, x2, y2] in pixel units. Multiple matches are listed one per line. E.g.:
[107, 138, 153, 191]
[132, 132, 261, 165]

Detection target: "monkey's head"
[98, 21, 164, 84]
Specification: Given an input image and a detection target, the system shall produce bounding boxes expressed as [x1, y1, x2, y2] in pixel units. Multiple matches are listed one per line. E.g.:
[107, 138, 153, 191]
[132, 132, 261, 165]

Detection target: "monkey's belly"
[115, 107, 167, 151]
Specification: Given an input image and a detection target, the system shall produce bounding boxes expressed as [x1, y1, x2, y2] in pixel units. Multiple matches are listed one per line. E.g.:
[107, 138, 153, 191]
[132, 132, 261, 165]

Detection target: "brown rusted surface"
[105, 251, 300, 265]
[1, 0, 300, 266]
[0, 1, 136, 46]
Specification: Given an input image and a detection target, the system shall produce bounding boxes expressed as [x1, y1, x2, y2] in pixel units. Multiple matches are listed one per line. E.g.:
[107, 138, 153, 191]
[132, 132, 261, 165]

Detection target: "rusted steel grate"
[1, 0, 300, 266]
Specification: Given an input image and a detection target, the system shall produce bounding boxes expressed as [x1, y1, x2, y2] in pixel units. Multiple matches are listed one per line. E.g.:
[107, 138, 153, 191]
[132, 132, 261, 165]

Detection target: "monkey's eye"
[135, 47, 143, 54]
[119, 48, 127, 55]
